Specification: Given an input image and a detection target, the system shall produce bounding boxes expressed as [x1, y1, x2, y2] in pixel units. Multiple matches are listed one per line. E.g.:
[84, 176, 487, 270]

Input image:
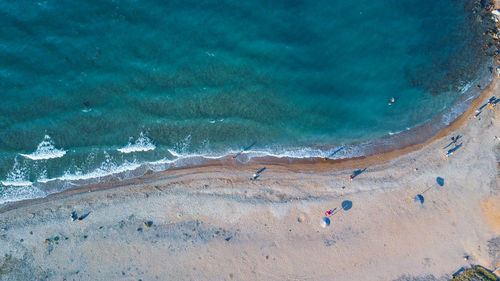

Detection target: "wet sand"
[0, 74, 498, 280]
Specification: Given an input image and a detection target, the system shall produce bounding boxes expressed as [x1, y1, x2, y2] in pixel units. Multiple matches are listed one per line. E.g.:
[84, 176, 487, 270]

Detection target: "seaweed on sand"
[452, 265, 499, 281]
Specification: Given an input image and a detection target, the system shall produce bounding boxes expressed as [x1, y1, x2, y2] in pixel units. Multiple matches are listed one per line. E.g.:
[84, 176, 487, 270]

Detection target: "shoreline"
[1, 70, 498, 214]
[0, 61, 497, 208]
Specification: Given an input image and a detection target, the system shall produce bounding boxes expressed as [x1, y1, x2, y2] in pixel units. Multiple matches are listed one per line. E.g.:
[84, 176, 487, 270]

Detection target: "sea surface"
[0, 0, 494, 203]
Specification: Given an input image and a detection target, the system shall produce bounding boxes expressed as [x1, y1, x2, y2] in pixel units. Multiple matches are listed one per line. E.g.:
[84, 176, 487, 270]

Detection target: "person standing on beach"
[324, 208, 336, 216]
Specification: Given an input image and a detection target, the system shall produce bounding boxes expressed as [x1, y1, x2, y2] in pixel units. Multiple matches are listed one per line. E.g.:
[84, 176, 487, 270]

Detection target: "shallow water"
[0, 0, 494, 203]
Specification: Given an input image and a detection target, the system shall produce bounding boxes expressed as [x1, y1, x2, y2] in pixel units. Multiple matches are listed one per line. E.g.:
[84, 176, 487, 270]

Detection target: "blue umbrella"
[436, 177, 444, 187]
[320, 217, 331, 228]
[414, 194, 424, 205]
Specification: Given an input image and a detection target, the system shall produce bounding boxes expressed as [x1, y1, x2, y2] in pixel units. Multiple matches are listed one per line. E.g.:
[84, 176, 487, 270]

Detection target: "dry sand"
[0, 79, 499, 280]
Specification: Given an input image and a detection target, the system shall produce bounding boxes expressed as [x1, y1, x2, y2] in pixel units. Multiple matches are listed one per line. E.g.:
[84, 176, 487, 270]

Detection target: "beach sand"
[0, 77, 499, 280]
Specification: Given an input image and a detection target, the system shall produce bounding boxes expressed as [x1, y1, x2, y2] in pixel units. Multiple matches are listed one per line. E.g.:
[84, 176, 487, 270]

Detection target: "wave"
[20, 135, 66, 160]
[388, 127, 411, 136]
[459, 81, 473, 94]
[1, 180, 32, 187]
[57, 153, 141, 182]
[0, 157, 44, 204]
[0, 180, 33, 186]
[1, 158, 33, 187]
[167, 149, 228, 160]
[117, 132, 156, 153]
[166, 144, 358, 165]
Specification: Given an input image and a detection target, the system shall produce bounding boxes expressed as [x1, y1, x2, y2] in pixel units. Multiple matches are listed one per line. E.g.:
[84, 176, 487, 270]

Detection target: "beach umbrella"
[320, 217, 331, 228]
[414, 194, 424, 205]
[436, 177, 444, 187]
[341, 200, 353, 211]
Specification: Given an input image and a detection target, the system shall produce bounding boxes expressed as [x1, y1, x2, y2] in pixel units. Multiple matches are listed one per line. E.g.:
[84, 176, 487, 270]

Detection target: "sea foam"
[20, 135, 66, 160]
[1, 158, 32, 187]
[117, 132, 156, 153]
[58, 152, 141, 182]
[0, 185, 45, 205]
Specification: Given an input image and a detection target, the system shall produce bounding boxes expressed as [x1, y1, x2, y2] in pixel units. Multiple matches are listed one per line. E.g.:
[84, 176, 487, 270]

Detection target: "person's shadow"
[446, 143, 463, 156]
[443, 135, 461, 149]
[326, 146, 345, 159]
[350, 168, 367, 179]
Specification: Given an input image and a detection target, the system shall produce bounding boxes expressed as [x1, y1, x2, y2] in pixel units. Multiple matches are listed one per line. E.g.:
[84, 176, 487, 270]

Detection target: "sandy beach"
[1, 0, 500, 280]
[0, 71, 498, 281]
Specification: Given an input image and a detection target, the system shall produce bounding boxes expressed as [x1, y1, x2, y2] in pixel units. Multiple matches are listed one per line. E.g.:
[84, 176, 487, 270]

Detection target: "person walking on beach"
[444, 135, 461, 149]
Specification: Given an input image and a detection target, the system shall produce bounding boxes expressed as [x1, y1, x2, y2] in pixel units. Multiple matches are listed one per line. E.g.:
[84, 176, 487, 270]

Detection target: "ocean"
[0, 0, 495, 203]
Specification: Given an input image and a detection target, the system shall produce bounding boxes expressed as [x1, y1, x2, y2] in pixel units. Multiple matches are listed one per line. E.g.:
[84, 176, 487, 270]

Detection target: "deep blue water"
[0, 0, 493, 203]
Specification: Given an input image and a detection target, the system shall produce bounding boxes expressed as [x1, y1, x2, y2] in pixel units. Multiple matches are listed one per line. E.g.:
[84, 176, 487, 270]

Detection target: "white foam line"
[148, 158, 176, 165]
[20, 150, 66, 160]
[26, 145, 362, 187]
[117, 145, 155, 153]
[388, 129, 404, 136]
[460, 81, 473, 94]
[243, 148, 328, 159]
[167, 149, 229, 160]
[34, 158, 176, 185]
[1, 180, 33, 187]
[57, 162, 142, 182]
[37, 178, 56, 184]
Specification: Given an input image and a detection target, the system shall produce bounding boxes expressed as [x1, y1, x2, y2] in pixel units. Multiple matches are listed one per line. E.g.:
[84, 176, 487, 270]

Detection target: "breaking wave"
[117, 132, 156, 153]
[20, 135, 66, 160]
[1, 158, 32, 187]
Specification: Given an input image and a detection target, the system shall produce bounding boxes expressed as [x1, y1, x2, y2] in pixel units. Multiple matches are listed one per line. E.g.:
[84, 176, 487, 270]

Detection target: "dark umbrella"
[320, 217, 331, 228]
[436, 177, 444, 187]
[414, 194, 424, 205]
[341, 200, 353, 211]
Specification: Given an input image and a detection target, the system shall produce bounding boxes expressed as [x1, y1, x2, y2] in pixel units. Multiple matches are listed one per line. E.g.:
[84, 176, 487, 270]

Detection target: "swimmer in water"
[388, 97, 395, 106]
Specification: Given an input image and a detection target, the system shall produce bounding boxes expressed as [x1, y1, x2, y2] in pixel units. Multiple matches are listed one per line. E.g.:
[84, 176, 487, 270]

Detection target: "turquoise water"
[0, 0, 494, 203]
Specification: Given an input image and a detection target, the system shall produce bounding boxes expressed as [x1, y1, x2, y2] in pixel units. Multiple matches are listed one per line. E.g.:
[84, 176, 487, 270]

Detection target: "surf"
[20, 135, 66, 160]
[117, 132, 156, 154]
